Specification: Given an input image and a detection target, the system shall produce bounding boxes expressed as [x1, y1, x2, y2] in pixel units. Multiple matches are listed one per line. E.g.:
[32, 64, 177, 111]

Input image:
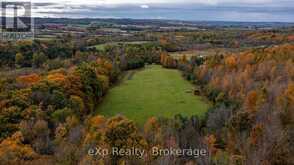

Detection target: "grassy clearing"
[91, 41, 151, 50]
[97, 65, 210, 125]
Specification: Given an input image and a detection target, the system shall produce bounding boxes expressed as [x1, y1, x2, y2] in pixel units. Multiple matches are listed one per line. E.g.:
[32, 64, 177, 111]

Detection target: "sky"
[3, 0, 294, 22]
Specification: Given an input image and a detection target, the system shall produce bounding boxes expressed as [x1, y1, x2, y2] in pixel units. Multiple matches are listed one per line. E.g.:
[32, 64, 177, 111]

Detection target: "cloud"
[140, 5, 149, 8]
[33, 3, 58, 7]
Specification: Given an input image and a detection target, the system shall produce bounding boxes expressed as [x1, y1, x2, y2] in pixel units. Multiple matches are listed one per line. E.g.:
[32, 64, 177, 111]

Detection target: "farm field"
[97, 65, 210, 125]
[92, 41, 151, 50]
[169, 48, 238, 60]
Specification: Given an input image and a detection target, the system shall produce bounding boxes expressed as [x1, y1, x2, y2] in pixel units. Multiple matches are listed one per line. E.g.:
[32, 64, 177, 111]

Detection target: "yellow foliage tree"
[46, 72, 66, 84]
[97, 75, 110, 95]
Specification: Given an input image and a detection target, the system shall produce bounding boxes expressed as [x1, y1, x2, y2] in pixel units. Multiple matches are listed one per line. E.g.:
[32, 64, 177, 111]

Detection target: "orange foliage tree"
[0, 132, 38, 163]
[17, 74, 41, 86]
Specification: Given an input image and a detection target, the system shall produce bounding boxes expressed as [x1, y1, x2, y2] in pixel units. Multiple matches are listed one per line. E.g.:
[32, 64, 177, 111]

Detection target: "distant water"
[34, 5, 294, 22]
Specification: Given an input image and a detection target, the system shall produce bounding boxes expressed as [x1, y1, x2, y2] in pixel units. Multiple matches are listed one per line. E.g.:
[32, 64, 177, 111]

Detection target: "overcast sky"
[5, 0, 294, 22]
[30, 0, 288, 5]
[31, 0, 294, 6]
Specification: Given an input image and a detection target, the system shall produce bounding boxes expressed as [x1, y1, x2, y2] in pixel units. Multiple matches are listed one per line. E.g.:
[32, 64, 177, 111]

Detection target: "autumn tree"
[0, 132, 38, 164]
[144, 117, 162, 147]
[15, 53, 25, 67]
[224, 55, 237, 70]
[77, 62, 103, 112]
[32, 52, 48, 68]
[17, 73, 41, 86]
[245, 90, 258, 113]
[105, 116, 146, 164]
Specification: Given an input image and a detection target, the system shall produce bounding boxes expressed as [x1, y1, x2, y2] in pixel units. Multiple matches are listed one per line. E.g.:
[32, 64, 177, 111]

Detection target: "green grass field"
[92, 41, 151, 50]
[97, 65, 210, 125]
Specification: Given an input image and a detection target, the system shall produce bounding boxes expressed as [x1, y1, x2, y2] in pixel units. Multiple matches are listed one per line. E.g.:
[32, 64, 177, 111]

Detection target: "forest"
[0, 25, 293, 165]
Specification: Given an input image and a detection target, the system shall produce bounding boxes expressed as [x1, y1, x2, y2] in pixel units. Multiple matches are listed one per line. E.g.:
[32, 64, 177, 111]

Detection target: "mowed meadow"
[97, 65, 210, 125]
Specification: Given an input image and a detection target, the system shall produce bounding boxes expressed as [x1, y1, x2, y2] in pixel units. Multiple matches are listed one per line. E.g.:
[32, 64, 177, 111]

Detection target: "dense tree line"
[0, 39, 75, 69]
[101, 43, 162, 70]
[172, 44, 294, 164]
[0, 57, 115, 139]
[155, 29, 294, 52]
